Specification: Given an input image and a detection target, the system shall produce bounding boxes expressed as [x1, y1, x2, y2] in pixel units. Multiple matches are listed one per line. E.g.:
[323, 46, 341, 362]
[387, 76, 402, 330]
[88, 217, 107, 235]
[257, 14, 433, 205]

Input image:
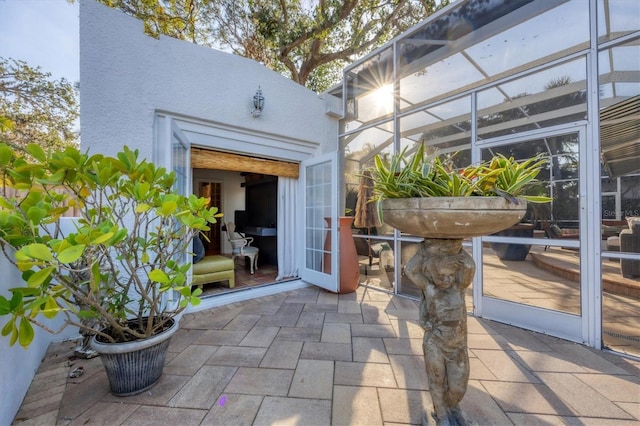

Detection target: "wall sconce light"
[251, 86, 264, 117]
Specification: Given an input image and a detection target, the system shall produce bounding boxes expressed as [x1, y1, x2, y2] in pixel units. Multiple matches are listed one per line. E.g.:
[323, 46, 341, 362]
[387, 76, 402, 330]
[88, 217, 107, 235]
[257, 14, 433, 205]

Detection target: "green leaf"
[18, 317, 35, 348]
[0, 296, 10, 315]
[0, 144, 13, 166]
[26, 144, 46, 162]
[26, 207, 46, 225]
[42, 297, 59, 319]
[1, 317, 15, 337]
[22, 244, 53, 262]
[135, 203, 151, 213]
[160, 200, 178, 216]
[9, 325, 18, 346]
[57, 244, 85, 264]
[522, 195, 553, 203]
[149, 269, 169, 284]
[27, 267, 55, 288]
[91, 232, 114, 245]
[36, 168, 67, 185]
[77, 309, 98, 319]
[135, 182, 151, 199]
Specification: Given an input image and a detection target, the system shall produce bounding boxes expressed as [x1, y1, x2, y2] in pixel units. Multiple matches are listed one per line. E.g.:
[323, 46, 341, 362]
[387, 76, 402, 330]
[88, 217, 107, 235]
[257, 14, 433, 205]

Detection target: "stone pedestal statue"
[380, 197, 527, 426]
[406, 238, 475, 425]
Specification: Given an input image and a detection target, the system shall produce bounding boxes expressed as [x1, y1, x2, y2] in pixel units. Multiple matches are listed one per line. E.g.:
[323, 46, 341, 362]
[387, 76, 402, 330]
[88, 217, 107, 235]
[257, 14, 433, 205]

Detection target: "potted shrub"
[366, 144, 550, 425]
[0, 143, 221, 395]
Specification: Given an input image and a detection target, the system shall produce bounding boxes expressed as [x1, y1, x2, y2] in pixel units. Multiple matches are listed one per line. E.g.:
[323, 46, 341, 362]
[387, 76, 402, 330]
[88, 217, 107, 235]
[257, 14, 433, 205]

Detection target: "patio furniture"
[191, 255, 235, 289]
[620, 217, 640, 278]
[225, 222, 259, 274]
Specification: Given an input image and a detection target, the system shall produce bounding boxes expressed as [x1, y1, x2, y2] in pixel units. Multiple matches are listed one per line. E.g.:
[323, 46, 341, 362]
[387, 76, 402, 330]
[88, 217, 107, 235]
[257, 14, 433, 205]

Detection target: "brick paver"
[12, 286, 640, 425]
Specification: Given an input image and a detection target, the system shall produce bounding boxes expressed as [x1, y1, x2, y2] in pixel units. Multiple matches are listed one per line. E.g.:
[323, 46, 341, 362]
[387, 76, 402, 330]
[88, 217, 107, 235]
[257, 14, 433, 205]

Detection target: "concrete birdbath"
[381, 197, 527, 426]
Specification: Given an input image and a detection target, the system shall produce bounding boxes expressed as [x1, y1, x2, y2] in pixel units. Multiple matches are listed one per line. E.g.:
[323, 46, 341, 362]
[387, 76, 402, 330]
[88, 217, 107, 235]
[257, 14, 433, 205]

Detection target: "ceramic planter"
[91, 318, 178, 396]
[490, 223, 534, 260]
[324, 217, 360, 293]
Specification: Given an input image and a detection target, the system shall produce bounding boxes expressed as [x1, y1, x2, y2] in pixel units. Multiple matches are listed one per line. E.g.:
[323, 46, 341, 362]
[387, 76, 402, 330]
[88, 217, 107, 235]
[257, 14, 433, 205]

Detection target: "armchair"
[225, 222, 259, 274]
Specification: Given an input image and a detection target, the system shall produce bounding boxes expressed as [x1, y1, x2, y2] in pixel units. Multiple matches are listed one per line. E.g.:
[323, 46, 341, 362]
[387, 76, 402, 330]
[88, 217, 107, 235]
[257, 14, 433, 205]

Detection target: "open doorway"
[191, 148, 300, 297]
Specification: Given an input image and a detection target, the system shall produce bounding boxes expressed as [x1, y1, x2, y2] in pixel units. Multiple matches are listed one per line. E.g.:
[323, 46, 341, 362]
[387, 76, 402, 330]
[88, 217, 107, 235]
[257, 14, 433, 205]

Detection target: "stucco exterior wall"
[1, 246, 78, 425]
[79, 0, 340, 161]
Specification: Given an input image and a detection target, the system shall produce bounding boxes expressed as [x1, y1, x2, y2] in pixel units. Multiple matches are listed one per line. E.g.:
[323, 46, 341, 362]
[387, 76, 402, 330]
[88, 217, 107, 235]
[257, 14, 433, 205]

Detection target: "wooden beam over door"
[191, 148, 300, 178]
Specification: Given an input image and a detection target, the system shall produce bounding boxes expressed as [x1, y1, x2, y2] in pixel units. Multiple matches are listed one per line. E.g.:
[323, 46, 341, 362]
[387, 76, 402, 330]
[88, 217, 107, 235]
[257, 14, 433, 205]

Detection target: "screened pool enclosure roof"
[338, 0, 639, 177]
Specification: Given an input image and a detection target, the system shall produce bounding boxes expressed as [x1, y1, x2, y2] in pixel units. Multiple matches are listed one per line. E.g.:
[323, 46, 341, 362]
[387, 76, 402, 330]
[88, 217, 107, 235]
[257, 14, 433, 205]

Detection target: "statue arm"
[405, 254, 429, 290]
[456, 255, 476, 289]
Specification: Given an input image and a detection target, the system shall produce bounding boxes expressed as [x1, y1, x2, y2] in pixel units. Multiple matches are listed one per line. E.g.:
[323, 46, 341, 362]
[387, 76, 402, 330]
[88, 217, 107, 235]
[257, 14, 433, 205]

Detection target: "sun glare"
[373, 84, 394, 106]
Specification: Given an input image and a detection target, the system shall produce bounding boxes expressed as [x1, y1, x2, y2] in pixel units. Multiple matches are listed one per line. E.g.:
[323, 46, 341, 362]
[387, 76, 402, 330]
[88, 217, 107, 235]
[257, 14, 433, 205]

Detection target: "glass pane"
[601, 177, 640, 357]
[478, 58, 587, 140]
[480, 131, 581, 315]
[399, 96, 472, 158]
[344, 46, 394, 132]
[305, 161, 332, 273]
[344, 120, 394, 208]
[599, 37, 640, 356]
[465, 0, 588, 77]
[482, 244, 581, 315]
[598, 0, 640, 44]
[397, 0, 589, 113]
[172, 136, 187, 195]
[398, 53, 483, 110]
[354, 236, 395, 292]
[398, 240, 421, 299]
[482, 134, 580, 227]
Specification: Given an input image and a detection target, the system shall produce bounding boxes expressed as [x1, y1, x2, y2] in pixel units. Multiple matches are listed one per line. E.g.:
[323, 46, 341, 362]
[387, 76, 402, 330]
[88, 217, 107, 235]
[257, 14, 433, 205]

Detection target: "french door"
[475, 126, 595, 344]
[299, 152, 339, 292]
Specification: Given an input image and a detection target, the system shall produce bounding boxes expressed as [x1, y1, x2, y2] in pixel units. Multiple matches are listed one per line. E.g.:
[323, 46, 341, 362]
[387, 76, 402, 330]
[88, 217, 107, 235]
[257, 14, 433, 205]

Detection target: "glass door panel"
[299, 152, 339, 292]
[478, 128, 585, 343]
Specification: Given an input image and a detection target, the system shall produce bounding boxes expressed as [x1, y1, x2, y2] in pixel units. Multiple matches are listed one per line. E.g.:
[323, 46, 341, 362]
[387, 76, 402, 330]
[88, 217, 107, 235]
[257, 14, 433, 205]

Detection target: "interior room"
[190, 145, 305, 296]
[192, 166, 284, 296]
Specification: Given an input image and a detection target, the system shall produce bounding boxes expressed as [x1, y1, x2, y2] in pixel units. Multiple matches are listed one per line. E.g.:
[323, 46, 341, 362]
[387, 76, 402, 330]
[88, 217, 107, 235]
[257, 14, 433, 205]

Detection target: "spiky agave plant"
[368, 144, 551, 218]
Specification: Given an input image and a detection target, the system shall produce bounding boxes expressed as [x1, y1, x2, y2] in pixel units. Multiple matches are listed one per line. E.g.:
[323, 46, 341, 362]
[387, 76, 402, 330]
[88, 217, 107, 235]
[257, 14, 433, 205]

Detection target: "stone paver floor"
[12, 286, 640, 425]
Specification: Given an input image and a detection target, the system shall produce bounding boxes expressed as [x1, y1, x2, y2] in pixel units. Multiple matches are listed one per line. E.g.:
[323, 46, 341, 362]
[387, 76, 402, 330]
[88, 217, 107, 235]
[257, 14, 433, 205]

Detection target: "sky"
[0, 0, 80, 83]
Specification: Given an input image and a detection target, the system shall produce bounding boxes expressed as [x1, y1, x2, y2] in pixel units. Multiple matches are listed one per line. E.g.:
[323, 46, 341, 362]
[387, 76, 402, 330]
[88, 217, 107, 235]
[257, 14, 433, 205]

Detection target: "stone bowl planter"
[380, 197, 527, 239]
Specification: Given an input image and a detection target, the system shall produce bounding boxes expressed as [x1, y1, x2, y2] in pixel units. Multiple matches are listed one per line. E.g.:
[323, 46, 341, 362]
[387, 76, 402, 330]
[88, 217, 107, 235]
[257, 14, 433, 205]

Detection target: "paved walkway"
[12, 286, 640, 425]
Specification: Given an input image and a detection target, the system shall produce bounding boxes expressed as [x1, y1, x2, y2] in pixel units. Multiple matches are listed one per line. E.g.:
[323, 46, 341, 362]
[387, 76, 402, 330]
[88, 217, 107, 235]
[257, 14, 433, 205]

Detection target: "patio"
[360, 244, 640, 357]
[13, 286, 640, 425]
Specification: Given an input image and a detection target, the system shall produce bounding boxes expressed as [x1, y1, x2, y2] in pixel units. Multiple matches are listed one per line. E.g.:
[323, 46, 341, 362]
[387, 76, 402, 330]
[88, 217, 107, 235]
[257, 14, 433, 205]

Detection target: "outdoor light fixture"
[251, 86, 264, 117]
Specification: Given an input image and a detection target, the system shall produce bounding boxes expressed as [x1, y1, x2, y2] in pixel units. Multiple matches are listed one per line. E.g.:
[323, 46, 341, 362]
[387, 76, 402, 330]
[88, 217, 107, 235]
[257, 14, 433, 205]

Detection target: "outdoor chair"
[620, 217, 640, 278]
[225, 222, 259, 274]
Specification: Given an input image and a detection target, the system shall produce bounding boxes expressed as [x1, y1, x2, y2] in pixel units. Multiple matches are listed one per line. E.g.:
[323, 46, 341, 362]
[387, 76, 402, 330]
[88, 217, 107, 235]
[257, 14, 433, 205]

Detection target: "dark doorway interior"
[239, 173, 278, 266]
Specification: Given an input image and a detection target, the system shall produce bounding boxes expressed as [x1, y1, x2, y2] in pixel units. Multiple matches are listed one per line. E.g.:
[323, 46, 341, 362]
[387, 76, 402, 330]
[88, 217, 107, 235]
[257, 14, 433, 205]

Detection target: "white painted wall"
[79, 0, 340, 162]
[1, 249, 78, 425]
